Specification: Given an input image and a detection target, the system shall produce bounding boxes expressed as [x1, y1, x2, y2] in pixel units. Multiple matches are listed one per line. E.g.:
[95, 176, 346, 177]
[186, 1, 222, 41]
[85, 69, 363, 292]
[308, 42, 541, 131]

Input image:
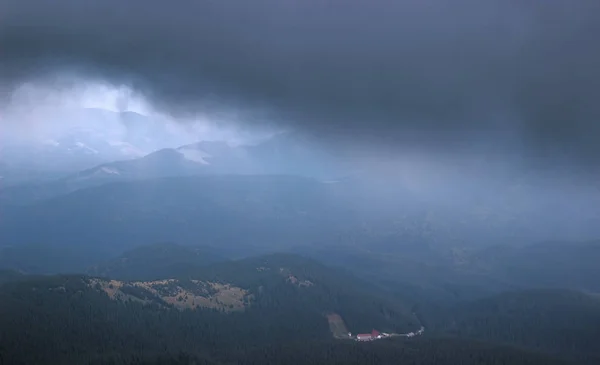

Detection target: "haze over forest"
[1, 1, 599, 365]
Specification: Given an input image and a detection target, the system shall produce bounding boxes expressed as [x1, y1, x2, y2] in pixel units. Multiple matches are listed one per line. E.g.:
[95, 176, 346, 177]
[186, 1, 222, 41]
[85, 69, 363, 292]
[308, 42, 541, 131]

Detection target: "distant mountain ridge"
[0, 132, 345, 205]
[69, 131, 345, 179]
[0, 175, 350, 255]
[0, 108, 198, 186]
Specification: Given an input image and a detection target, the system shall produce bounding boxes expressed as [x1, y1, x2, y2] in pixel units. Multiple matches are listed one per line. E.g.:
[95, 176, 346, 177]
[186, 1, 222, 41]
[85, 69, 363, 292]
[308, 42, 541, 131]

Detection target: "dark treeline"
[0, 275, 326, 364]
[3, 251, 600, 365]
[0, 272, 578, 365]
[66, 339, 572, 365]
[423, 289, 600, 365]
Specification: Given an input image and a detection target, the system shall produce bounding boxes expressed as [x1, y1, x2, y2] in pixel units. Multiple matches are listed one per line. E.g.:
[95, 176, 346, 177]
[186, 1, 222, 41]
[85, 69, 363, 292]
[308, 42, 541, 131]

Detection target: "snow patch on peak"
[107, 140, 147, 157]
[178, 148, 211, 165]
[73, 142, 99, 154]
[100, 167, 120, 175]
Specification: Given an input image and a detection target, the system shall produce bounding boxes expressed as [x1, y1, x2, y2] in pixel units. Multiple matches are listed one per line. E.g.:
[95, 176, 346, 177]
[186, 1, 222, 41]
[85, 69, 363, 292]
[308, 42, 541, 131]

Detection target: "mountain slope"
[0, 175, 354, 255]
[237, 337, 571, 365]
[474, 241, 600, 291]
[295, 240, 600, 306]
[0, 148, 211, 205]
[0, 243, 113, 275]
[0, 132, 345, 205]
[0, 253, 420, 364]
[0, 270, 574, 365]
[0, 109, 161, 184]
[75, 132, 343, 182]
[0, 269, 23, 285]
[428, 289, 600, 364]
[179, 253, 419, 334]
[88, 242, 228, 280]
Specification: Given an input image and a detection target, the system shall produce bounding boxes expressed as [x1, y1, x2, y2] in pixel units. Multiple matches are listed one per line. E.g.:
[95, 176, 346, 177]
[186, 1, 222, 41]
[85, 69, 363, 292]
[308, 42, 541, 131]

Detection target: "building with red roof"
[356, 333, 372, 341]
[356, 329, 381, 341]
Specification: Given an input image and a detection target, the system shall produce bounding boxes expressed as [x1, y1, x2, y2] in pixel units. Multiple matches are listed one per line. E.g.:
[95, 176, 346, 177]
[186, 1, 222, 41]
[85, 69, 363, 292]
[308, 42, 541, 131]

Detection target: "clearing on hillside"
[327, 313, 351, 339]
[88, 278, 251, 312]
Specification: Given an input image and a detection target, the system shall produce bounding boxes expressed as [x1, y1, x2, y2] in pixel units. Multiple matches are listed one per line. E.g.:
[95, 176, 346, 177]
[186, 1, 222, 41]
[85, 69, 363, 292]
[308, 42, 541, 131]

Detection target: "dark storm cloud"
[1, 0, 599, 166]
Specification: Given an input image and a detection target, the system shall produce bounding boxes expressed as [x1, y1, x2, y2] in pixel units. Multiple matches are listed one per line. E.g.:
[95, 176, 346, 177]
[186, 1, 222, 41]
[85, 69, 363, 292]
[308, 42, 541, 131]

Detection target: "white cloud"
[0, 77, 279, 152]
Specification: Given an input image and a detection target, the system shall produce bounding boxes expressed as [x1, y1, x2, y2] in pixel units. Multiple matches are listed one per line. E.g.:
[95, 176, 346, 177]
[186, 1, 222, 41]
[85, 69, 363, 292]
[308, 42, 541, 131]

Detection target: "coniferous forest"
[2, 249, 600, 365]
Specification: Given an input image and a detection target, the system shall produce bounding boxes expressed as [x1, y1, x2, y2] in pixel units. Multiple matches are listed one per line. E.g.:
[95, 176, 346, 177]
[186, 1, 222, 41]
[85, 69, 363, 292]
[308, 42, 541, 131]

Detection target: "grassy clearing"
[88, 278, 251, 312]
[327, 313, 351, 339]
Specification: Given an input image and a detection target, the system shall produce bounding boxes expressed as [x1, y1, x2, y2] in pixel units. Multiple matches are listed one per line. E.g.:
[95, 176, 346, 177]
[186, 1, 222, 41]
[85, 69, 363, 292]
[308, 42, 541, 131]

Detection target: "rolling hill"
[0, 243, 114, 275]
[295, 240, 600, 304]
[0, 269, 23, 285]
[473, 240, 600, 292]
[0, 253, 580, 365]
[427, 289, 600, 364]
[0, 253, 422, 364]
[0, 175, 351, 256]
[87, 242, 229, 281]
[236, 337, 571, 365]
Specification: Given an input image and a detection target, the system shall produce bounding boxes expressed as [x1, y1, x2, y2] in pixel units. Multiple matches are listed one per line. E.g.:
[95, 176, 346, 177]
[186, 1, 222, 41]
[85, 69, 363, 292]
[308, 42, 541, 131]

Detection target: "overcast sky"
[1, 0, 599, 173]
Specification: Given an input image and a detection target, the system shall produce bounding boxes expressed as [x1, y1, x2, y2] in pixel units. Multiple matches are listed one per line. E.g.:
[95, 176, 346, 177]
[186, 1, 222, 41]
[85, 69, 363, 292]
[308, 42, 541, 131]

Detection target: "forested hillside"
[295, 240, 600, 304]
[83, 339, 572, 365]
[88, 242, 228, 280]
[4, 173, 598, 265]
[0, 243, 111, 274]
[0, 175, 350, 257]
[3, 252, 597, 364]
[474, 241, 600, 291]
[0, 254, 418, 364]
[235, 338, 571, 365]
[426, 289, 600, 364]
[0, 270, 572, 365]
